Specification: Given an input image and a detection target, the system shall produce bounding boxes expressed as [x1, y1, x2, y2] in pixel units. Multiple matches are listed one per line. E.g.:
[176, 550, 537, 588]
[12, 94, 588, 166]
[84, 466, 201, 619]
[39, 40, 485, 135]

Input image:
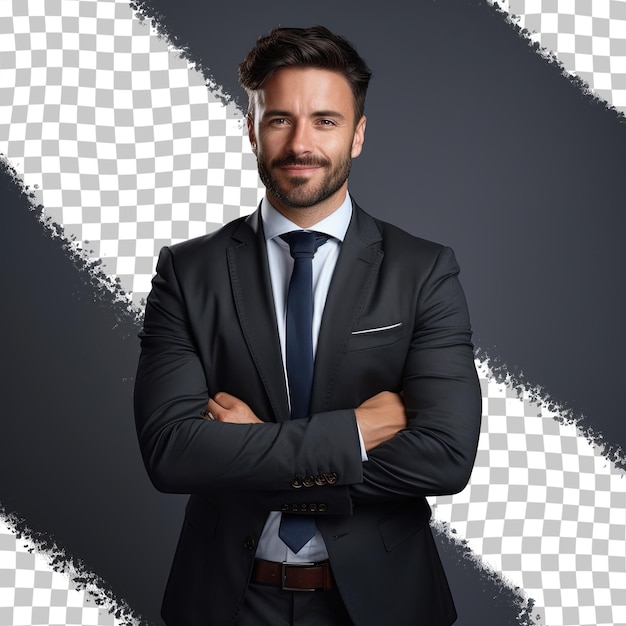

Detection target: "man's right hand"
[354, 391, 407, 451]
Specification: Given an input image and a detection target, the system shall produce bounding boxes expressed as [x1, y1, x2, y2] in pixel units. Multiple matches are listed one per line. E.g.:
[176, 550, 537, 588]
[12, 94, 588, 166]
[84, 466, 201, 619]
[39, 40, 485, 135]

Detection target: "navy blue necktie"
[278, 230, 329, 553]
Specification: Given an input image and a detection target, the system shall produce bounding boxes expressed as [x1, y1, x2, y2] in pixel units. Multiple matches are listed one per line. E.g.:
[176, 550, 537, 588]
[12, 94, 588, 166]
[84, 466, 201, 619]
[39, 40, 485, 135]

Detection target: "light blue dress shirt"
[254, 191, 365, 563]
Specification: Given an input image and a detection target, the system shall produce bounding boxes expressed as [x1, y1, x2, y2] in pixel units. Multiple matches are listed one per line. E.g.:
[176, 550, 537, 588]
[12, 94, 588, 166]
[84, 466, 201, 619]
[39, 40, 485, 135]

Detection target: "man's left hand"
[206, 392, 263, 424]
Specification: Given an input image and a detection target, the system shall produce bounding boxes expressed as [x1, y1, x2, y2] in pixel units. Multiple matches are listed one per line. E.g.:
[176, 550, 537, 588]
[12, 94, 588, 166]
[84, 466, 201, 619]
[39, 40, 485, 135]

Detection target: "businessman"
[134, 25, 482, 626]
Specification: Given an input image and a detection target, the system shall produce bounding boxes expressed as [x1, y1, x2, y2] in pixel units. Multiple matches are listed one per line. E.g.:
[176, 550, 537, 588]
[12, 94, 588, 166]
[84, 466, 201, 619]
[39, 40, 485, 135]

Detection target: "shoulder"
[151, 214, 258, 290]
[172, 215, 249, 252]
[351, 201, 457, 269]
[162, 214, 253, 266]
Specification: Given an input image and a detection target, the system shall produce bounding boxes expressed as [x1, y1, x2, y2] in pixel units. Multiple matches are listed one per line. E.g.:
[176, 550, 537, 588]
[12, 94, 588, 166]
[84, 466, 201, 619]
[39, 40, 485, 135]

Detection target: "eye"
[270, 118, 289, 126]
[317, 119, 336, 127]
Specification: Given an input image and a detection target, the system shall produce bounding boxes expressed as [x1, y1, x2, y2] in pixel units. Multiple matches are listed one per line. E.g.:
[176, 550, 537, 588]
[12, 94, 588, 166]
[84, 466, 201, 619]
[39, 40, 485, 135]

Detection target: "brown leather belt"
[251, 558, 334, 591]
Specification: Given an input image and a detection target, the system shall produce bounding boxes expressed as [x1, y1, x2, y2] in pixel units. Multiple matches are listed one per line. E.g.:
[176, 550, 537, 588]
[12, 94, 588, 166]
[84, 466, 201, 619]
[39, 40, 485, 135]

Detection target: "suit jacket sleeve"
[134, 242, 363, 511]
[347, 245, 482, 504]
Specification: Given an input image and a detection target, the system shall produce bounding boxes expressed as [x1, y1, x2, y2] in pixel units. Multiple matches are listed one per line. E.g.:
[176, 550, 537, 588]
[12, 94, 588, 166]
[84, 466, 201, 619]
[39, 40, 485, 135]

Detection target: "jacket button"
[308, 504, 318, 512]
[281, 504, 290, 512]
[244, 536, 255, 550]
[302, 476, 315, 488]
[318, 503, 327, 512]
[314, 474, 327, 486]
[325, 473, 338, 485]
[291, 478, 303, 489]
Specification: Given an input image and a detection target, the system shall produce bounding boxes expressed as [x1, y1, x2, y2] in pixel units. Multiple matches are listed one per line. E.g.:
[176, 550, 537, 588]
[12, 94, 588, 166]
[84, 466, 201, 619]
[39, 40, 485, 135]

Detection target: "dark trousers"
[237, 582, 354, 626]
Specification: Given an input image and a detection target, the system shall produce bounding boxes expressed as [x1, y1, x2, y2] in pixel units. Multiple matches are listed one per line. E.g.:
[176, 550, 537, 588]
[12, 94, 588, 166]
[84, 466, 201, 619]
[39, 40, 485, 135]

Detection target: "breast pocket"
[345, 321, 404, 352]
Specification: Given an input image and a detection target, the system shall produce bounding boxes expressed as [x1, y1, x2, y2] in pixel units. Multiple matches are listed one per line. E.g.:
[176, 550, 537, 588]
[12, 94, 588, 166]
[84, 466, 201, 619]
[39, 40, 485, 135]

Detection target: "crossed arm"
[206, 390, 406, 452]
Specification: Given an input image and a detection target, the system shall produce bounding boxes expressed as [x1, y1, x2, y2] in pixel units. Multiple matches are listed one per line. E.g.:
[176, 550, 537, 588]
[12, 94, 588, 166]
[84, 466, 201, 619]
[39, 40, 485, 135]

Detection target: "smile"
[280, 166, 323, 175]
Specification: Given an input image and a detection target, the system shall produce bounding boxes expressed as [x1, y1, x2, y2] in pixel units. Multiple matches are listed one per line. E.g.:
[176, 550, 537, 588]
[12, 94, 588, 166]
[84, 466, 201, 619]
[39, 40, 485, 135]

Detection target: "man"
[134, 25, 481, 626]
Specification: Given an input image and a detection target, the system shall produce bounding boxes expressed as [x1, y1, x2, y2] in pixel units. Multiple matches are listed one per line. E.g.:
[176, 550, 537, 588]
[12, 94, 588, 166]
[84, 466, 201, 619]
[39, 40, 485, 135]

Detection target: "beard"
[257, 152, 352, 209]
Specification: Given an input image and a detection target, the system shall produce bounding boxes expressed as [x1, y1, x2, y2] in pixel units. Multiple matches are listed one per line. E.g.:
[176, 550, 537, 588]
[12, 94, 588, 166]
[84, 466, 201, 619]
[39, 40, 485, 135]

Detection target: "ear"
[246, 114, 257, 155]
[351, 115, 367, 158]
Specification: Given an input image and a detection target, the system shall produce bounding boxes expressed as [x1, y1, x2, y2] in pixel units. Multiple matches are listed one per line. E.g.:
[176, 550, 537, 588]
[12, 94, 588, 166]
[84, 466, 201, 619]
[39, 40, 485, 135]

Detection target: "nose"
[285, 121, 313, 156]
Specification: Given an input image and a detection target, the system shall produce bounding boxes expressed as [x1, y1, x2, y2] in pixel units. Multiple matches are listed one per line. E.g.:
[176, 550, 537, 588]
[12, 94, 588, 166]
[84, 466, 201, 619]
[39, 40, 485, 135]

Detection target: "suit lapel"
[227, 210, 290, 423]
[311, 204, 384, 413]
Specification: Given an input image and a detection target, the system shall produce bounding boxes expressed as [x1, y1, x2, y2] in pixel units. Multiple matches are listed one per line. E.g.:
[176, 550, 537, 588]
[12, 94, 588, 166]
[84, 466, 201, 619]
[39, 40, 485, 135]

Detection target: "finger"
[212, 391, 239, 409]
[205, 397, 222, 420]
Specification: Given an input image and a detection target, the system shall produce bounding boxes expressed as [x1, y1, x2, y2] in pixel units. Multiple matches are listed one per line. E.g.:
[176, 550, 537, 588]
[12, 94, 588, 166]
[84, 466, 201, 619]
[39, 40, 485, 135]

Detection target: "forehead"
[255, 67, 355, 115]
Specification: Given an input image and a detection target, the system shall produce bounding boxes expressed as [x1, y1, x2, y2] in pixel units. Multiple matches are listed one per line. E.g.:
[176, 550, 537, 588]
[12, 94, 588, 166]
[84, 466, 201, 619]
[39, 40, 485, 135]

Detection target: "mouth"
[280, 165, 322, 175]
[272, 157, 329, 173]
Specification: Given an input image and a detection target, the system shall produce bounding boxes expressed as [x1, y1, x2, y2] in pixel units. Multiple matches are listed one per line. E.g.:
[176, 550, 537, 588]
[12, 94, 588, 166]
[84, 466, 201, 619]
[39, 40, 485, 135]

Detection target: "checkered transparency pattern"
[1, 1, 626, 626]
[0, 517, 124, 625]
[490, 0, 626, 112]
[0, 0, 263, 308]
[429, 361, 626, 626]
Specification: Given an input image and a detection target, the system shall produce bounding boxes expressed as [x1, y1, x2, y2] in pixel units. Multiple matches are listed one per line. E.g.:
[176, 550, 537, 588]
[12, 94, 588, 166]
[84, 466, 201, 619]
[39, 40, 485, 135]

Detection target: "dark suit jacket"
[134, 201, 482, 626]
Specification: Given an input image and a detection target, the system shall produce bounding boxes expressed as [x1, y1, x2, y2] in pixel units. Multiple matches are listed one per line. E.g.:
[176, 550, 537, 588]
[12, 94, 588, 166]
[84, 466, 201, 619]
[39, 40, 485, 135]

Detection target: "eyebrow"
[262, 109, 347, 121]
[262, 110, 291, 119]
[314, 110, 347, 121]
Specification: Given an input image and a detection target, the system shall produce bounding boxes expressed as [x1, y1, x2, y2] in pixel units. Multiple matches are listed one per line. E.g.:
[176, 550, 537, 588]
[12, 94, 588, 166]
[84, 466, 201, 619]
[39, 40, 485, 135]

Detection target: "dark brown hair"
[238, 25, 372, 123]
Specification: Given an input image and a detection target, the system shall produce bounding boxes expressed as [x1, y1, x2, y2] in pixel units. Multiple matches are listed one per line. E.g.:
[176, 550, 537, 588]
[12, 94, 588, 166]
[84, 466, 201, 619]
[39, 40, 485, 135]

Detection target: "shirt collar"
[261, 192, 353, 244]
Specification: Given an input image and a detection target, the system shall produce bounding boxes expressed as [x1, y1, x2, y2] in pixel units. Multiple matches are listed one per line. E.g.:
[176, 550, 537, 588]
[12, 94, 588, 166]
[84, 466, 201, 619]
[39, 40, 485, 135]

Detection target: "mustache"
[270, 156, 331, 168]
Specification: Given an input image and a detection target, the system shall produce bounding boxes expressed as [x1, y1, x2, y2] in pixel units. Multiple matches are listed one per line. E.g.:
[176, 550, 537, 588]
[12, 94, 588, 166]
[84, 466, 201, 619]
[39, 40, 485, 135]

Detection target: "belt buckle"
[281, 561, 316, 592]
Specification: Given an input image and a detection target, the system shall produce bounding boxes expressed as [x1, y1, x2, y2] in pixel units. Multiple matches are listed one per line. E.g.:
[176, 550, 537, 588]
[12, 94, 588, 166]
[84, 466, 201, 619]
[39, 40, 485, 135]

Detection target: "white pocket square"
[351, 322, 403, 335]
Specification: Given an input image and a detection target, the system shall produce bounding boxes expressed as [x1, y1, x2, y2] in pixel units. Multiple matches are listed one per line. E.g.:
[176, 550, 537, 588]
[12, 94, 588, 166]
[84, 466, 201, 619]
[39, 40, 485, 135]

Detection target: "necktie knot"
[281, 231, 329, 259]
